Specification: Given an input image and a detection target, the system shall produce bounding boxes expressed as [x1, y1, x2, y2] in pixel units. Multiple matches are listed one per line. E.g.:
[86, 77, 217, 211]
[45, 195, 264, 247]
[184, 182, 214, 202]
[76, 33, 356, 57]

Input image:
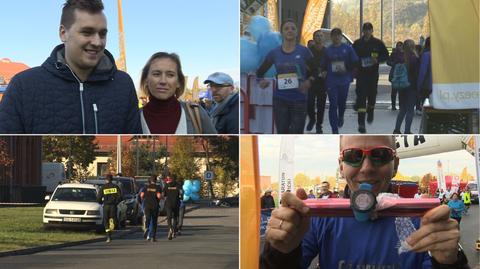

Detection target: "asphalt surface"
[460, 204, 480, 268]
[305, 64, 422, 134]
[0, 206, 239, 269]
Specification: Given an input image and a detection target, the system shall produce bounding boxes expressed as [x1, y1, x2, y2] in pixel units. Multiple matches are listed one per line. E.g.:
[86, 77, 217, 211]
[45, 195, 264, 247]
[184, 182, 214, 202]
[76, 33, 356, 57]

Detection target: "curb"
[0, 204, 204, 258]
[0, 227, 139, 258]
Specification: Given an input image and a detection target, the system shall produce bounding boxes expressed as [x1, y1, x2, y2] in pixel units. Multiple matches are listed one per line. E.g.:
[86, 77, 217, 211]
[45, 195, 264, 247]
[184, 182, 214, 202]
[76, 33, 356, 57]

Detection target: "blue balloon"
[184, 188, 192, 196]
[192, 180, 201, 188]
[257, 31, 282, 61]
[240, 37, 259, 74]
[191, 185, 200, 193]
[183, 180, 192, 190]
[248, 16, 272, 42]
[191, 193, 200, 201]
[183, 195, 190, 202]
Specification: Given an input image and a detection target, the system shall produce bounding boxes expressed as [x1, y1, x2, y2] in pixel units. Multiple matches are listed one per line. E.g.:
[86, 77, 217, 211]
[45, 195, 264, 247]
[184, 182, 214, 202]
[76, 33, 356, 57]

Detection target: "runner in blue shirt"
[261, 135, 468, 269]
[257, 19, 314, 134]
[320, 28, 359, 134]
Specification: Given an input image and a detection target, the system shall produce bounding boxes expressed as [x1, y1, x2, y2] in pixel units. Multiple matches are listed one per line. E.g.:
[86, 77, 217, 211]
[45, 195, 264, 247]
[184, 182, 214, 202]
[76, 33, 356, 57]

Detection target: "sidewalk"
[306, 107, 422, 134]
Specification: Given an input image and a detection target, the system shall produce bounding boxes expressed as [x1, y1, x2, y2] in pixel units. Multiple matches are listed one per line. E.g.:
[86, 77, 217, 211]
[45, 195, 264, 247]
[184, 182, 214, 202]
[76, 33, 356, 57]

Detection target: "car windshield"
[52, 188, 97, 202]
[117, 179, 134, 195]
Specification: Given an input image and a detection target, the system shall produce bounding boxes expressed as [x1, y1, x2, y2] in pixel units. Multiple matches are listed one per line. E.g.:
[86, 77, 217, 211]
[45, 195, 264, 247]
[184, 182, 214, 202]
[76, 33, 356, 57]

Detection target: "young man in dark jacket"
[97, 174, 123, 243]
[204, 72, 239, 134]
[352, 22, 389, 134]
[0, 0, 141, 134]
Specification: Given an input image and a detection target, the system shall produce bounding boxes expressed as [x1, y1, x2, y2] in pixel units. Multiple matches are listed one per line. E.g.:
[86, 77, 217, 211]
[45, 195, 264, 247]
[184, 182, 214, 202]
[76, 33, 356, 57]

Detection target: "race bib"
[331, 61, 346, 73]
[361, 57, 374, 67]
[277, 73, 299, 90]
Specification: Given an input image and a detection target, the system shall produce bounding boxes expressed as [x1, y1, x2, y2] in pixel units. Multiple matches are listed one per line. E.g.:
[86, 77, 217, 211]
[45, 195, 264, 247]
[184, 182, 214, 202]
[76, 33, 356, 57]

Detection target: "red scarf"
[143, 96, 181, 134]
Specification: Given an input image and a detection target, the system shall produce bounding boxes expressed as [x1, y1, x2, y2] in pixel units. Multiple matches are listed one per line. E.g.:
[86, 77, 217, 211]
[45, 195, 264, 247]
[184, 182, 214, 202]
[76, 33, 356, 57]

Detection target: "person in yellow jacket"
[461, 187, 471, 215]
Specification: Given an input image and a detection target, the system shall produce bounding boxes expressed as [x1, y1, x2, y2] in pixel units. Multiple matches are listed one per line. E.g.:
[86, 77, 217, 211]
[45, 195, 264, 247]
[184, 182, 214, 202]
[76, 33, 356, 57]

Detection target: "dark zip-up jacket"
[210, 93, 239, 134]
[0, 44, 141, 134]
[97, 182, 122, 206]
[352, 36, 389, 75]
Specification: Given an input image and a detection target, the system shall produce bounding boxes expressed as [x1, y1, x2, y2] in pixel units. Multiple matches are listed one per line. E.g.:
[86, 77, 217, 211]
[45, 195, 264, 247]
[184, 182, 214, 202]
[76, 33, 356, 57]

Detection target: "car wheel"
[220, 201, 231, 207]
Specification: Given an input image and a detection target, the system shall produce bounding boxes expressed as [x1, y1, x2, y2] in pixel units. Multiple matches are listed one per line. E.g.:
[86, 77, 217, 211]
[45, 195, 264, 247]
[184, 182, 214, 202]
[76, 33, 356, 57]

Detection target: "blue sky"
[0, 0, 239, 90]
[258, 136, 476, 182]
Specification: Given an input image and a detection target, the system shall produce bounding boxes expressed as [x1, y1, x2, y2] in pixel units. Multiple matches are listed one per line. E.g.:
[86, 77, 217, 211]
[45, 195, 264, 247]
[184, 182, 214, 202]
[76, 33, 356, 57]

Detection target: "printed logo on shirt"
[168, 187, 178, 190]
[103, 188, 118, 195]
[338, 260, 400, 269]
[147, 188, 157, 192]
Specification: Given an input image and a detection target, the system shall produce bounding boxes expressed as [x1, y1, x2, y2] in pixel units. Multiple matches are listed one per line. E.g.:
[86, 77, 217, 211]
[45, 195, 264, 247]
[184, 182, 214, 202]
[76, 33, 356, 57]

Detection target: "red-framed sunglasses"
[340, 146, 396, 167]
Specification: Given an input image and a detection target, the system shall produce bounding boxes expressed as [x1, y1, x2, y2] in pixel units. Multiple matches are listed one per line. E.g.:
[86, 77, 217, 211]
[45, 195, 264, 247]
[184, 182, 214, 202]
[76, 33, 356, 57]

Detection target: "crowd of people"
[0, 0, 239, 135]
[255, 20, 433, 134]
[98, 172, 185, 243]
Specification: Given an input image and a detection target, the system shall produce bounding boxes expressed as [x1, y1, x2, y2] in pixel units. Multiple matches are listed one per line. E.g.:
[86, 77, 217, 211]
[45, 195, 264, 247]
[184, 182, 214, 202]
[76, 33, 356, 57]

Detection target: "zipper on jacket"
[79, 83, 86, 134]
[93, 103, 98, 134]
[64, 64, 87, 134]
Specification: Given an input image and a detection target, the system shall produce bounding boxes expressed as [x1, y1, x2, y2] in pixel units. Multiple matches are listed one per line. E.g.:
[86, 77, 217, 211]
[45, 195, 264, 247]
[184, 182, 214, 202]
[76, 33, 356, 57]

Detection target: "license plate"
[64, 217, 81, 222]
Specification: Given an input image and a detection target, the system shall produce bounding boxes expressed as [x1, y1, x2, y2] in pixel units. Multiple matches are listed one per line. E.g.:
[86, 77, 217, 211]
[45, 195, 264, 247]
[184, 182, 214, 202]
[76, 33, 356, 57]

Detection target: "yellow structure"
[115, 0, 127, 72]
[300, 0, 328, 45]
[240, 136, 260, 269]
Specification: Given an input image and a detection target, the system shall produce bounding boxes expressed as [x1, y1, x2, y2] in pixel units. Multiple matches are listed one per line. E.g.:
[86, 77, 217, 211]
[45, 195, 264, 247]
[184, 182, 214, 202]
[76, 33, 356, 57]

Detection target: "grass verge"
[0, 207, 102, 252]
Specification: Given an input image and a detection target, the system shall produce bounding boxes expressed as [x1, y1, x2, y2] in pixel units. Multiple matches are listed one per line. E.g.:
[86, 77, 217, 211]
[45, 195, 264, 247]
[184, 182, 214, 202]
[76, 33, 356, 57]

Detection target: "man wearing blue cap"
[204, 72, 239, 134]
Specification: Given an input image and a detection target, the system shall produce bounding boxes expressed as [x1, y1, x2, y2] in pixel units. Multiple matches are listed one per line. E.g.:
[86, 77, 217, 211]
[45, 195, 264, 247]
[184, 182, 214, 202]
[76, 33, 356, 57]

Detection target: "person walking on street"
[352, 22, 389, 133]
[256, 19, 313, 134]
[461, 188, 471, 215]
[164, 175, 182, 240]
[320, 28, 358, 134]
[140, 175, 162, 242]
[306, 30, 327, 134]
[97, 174, 122, 243]
[447, 193, 465, 227]
[387, 41, 404, 111]
[393, 39, 419, 134]
[261, 190, 276, 210]
[417, 37, 432, 112]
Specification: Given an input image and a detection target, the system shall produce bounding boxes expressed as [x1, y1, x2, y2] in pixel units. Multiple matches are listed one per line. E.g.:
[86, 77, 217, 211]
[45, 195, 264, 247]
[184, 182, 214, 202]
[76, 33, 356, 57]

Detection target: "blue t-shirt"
[263, 44, 313, 102]
[321, 43, 358, 87]
[447, 200, 465, 219]
[301, 217, 432, 269]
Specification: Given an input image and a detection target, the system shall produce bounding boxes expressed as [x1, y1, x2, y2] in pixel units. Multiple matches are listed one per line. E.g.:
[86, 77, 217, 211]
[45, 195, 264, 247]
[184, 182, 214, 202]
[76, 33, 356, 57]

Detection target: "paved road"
[0, 206, 239, 269]
[461, 204, 480, 268]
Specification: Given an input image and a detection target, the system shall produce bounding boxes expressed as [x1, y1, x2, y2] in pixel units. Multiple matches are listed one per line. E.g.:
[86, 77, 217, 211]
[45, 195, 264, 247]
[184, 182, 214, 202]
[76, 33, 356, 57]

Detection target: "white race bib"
[361, 57, 374, 67]
[331, 61, 346, 73]
[277, 73, 299, 90]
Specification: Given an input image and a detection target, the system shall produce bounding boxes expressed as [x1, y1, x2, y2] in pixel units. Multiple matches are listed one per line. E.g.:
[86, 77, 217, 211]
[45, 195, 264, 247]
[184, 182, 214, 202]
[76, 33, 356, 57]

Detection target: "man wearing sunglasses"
[261, 136, 468, 269]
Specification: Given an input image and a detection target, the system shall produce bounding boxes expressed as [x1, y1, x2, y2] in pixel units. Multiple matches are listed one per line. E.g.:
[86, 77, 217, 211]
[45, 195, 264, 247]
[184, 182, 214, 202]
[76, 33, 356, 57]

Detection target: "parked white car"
[43, 183, 127, 231]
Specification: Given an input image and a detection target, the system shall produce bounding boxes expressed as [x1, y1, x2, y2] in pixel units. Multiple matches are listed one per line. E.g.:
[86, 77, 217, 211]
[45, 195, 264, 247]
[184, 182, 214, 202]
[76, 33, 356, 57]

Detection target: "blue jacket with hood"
[0, 44, 141, 134]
